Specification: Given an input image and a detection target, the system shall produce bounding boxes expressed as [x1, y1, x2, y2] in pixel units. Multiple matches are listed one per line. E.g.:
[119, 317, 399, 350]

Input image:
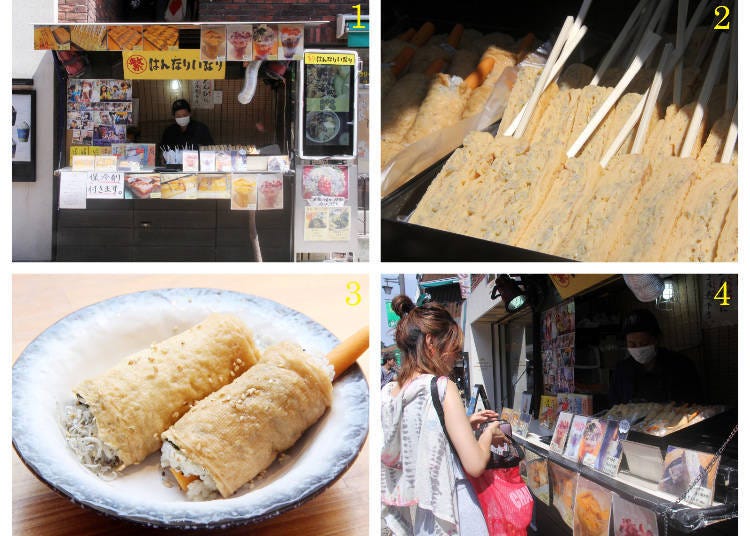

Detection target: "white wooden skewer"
[655, 0, 673, 35]
[680, 31, 729, 158]
[591, 0, 650, 85]
[564, 0, 593, 61]
[567, 31, 661, 158]
[632, 43, 673, 154]
[504, 16, 574, 137]
[720, 105, 737, 164]
[623, 0, 669, 68]
[503, 21, 586, 137]
[673, 0, 688, 105]
[548, 25, 589, 87]
[599, 92, 647, 168]
[725, 15, 737, 113]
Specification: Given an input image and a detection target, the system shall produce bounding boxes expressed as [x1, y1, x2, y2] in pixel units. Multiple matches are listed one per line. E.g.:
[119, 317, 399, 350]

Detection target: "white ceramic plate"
[13, 288, 369, 529]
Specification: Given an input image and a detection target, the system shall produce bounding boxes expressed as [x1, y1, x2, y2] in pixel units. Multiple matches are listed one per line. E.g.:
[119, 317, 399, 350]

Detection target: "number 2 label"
[714, 5, 730, 30]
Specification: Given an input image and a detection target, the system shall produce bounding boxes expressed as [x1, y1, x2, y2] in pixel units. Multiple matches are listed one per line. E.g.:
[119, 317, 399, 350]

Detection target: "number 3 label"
[346, 281, 362, 306]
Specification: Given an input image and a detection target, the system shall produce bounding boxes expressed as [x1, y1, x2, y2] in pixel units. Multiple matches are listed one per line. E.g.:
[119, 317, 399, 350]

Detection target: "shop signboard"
[299, 49, 358, 159]
[122, 50, 226, 80]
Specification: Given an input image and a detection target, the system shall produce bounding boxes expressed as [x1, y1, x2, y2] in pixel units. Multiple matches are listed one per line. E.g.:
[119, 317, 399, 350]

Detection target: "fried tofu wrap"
[62, 313, 261, 477]
[160, 341, 334, 500]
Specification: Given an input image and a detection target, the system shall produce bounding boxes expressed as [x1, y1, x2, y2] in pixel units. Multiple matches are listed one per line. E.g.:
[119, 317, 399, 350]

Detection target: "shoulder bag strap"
[431, 376, 460, 459]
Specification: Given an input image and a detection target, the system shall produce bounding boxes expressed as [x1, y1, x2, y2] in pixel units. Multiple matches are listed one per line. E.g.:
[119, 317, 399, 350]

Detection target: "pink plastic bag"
[468, 466, 534, 536]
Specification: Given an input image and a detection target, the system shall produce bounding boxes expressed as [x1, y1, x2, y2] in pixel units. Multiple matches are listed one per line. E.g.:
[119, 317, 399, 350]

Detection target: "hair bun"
[391, 295, 415, 318]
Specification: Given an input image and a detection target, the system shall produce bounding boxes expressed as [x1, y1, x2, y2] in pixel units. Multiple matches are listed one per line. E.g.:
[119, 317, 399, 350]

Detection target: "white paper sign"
[59, 171, 88, 209]
[87, 172, 124, 199]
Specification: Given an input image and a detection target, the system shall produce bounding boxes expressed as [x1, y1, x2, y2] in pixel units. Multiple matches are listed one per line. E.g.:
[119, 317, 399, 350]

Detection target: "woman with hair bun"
[381, 295, 507, 535]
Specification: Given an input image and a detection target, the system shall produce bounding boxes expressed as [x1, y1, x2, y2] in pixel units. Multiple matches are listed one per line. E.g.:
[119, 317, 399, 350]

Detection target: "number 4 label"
[714, 281, 731, 306]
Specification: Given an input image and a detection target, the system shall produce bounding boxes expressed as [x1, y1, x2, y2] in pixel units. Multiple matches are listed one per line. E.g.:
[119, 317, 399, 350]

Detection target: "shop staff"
[610, 309, 703, 405]
[159, 99, 214, 160]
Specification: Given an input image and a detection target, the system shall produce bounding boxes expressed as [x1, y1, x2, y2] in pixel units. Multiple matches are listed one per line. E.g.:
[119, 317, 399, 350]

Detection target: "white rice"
[160, 440, 220, 501]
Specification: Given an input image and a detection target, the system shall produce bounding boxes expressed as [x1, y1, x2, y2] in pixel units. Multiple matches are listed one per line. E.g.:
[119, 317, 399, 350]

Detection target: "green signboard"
[386, 300, 399, 328]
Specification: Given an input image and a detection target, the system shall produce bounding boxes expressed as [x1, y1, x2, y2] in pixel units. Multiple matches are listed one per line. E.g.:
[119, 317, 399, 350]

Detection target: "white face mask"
[175, 116, 190, 127]
[628, 345, 657, 364]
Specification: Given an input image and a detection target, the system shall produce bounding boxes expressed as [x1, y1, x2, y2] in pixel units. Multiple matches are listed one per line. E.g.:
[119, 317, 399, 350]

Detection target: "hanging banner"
[122, 50, 225, 80]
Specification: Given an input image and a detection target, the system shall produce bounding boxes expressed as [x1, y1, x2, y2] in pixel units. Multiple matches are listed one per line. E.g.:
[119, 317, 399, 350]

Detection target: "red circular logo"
[126, 54, 147, 74]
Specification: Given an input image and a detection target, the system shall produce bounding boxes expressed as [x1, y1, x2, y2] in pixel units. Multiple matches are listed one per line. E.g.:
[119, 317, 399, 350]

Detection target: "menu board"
[300, 50, 358, 158]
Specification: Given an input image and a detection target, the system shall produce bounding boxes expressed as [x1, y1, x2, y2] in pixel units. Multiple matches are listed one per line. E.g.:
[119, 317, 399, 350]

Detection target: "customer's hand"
[468, 409, 500, 430]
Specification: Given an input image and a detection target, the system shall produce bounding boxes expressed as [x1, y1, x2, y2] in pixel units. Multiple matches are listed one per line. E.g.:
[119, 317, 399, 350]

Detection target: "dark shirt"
[609, 347, 704, 405]
[159, 119, 214, 153]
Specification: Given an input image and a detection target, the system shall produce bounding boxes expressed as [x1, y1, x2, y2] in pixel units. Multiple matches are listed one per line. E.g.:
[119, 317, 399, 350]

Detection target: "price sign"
[87, 172, 124, 198]
[601, 455, 621, 477]
[685, 486, 713, 508]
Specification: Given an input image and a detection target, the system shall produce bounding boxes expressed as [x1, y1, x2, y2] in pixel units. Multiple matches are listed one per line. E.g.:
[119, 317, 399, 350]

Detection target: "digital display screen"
[300, 51, 357, 158]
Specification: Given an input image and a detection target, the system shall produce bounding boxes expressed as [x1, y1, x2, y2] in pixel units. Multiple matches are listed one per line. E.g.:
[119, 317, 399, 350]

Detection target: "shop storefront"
[426, 273, 738, 535]
[15, 4, 369, 261]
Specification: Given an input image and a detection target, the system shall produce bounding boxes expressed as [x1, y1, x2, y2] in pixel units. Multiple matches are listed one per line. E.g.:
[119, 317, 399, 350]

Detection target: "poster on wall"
[12, 88, 36, 182]
[541, 299, 576, 394]
[227, 25, 253, 61]
[303, 206, 351, 241]
[67, 79, 133, 147]
[302, 165, 349, 204]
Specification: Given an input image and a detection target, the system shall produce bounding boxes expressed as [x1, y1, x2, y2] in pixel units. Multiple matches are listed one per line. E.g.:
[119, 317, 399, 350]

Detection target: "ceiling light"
[491, 275, 529, 313]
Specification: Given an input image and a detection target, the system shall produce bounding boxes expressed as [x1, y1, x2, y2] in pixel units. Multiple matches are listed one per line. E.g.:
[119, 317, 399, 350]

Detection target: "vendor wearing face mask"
[159, 99, 214, 163]
[609, 308, 703, 405]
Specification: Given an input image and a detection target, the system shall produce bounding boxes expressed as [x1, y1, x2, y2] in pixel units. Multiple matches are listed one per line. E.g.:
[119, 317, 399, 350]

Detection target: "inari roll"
[161, 341, 334, 500]
[63, 313, 261, 477]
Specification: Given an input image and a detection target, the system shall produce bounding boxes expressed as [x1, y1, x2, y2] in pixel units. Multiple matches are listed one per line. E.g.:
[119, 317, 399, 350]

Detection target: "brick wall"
[59, 0, 121, 22]
[199, 1, 368, 45]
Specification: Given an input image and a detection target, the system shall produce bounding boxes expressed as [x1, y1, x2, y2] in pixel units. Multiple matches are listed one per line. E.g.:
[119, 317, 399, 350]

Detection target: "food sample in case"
[574, 477, 612, 536]
[231, 175, 259, 210]
[602, 402, 726, 436]
[612, 494, 658, 536]
[550, 411, 573, 454]
[579, 418, 607, 468]
[563, 414, 589, 462]
[520, 450, 550, 505]
[60, 314, 261, 477]
[658, 446, 720, 507]
[549, 462, 578, 528]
